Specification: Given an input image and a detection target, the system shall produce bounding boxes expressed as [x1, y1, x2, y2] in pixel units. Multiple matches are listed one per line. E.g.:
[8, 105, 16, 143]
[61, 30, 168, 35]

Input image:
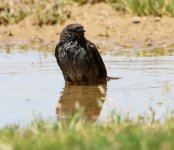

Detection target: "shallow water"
[0, 49, 174, 126]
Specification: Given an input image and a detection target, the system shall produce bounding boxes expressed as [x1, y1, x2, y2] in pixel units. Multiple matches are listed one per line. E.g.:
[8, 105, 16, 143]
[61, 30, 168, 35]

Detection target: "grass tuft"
[1, 112, 174, 150]
[108, 0, 174, 16]
[1, 0, 174, 26]
[0, 0, 70, 26]
[70, 0, 174, 16]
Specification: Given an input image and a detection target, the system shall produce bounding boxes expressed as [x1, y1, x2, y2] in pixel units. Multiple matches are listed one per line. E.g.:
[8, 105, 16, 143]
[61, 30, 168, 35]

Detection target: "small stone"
[8, 30, 13, 37]
[155, 17, 161, 22]
[147, 43, 153, 47]
[132, 17, 141, 24]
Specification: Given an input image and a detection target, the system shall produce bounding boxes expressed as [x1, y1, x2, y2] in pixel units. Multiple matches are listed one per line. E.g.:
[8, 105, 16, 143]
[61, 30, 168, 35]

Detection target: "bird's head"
[60, 24, 86, 42]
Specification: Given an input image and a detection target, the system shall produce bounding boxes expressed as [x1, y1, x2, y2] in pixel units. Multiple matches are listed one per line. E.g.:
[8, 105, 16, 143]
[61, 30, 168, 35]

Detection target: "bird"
[55, 23, 107, 83]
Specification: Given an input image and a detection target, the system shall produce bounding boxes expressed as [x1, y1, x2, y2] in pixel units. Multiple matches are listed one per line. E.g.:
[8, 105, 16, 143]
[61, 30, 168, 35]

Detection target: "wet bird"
[55, 23, 107, 83]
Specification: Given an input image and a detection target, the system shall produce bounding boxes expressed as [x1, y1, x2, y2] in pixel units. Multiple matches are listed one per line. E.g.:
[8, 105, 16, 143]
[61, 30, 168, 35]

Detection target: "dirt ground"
[0, 3, 174, 52]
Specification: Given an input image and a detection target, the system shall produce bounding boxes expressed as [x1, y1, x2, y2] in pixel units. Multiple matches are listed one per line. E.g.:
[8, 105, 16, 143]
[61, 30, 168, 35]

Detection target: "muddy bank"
[0, 3, 174, 53]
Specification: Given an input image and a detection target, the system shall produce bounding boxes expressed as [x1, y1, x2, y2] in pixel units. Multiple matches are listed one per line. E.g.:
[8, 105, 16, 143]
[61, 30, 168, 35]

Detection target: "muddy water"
[0, 49, 174, 126]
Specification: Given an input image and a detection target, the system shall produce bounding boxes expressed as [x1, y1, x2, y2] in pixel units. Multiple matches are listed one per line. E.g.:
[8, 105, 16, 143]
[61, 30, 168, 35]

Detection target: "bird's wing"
[87, 41, 107, 77]
[55, 43, 62, 66]
[55, 43, 59, 58]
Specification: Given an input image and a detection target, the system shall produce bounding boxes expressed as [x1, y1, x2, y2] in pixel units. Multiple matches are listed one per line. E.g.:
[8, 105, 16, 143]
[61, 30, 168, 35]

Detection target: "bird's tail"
[106, 76, 121, 81]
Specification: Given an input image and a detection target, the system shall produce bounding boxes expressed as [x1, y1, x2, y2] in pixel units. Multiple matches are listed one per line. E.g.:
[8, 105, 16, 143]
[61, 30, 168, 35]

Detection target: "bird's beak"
[79, 29, 85, 33]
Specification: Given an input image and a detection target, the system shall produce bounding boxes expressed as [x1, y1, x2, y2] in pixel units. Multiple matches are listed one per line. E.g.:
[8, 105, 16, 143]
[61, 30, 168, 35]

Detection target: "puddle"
[0, 49, 174, 126]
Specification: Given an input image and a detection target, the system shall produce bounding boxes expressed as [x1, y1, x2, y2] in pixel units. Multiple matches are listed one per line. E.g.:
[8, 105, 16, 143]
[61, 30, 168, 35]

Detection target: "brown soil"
[0, 3, 174, 53]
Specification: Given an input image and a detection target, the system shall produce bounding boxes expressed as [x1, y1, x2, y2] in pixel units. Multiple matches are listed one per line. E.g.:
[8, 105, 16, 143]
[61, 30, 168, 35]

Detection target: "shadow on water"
[56, 83, 107, 121]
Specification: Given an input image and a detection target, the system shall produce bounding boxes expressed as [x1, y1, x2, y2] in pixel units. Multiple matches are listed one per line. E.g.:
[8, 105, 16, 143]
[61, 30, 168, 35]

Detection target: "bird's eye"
[68, 28, 74, 32]
[75, 26, 80, 31]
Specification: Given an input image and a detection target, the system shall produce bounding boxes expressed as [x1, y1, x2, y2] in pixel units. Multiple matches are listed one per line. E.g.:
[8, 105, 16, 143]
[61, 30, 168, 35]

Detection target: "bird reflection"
[56, 83, 107, 121]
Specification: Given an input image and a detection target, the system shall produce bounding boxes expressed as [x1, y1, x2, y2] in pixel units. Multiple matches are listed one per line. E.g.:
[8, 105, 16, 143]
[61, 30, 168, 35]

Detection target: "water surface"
[0, 49, 174, 126]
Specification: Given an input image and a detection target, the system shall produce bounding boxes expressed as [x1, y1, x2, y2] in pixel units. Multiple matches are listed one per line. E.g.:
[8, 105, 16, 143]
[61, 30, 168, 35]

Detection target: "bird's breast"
[59, 42, 91, 64]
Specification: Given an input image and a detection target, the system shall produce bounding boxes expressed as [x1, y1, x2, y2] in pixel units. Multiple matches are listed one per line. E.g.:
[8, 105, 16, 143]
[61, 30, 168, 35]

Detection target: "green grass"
[108, 0, 174, 16]
[70, 0, 174, 16]
[1, 114, 174, 150]
[0, 0, 70, 26]
[1, 0, 174, 26]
